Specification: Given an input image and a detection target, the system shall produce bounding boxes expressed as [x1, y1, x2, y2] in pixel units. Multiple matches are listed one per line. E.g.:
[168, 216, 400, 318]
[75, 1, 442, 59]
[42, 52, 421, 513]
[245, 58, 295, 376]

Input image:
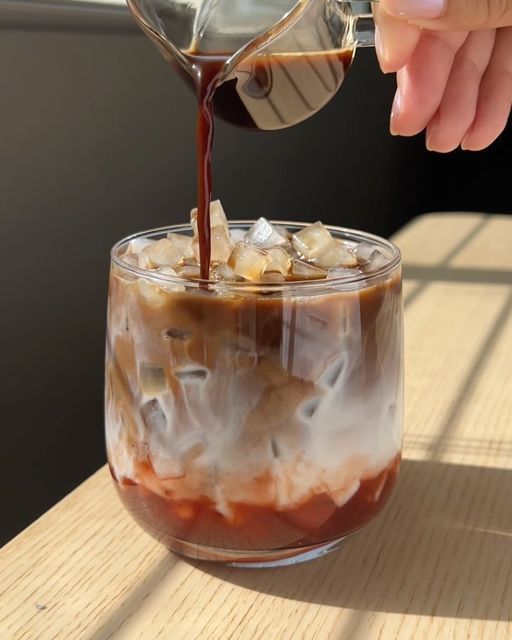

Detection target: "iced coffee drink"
[106, 202, 403, 565]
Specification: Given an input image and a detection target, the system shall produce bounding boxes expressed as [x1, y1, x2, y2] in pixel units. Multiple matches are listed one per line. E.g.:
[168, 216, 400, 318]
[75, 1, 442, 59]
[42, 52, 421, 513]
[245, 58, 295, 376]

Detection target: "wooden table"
[2, 213, 512, 640]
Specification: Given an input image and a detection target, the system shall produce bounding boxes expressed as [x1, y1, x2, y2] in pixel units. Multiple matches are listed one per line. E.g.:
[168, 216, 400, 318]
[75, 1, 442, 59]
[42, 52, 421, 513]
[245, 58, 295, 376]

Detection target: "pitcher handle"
[355, 12, 376, 47]
[347, 0, 377, 48]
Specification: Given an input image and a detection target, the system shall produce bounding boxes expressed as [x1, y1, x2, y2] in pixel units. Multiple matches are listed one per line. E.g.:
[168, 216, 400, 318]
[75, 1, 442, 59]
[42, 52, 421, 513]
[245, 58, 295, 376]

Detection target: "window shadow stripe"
[403, 215, 492, 309]
[427, 289, 512, 461]
[403, 265, 512, 285]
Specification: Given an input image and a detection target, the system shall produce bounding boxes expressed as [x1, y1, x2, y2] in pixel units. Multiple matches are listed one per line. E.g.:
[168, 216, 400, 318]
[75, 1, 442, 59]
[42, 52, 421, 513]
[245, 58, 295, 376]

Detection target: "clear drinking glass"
[105, 222, 403, 567]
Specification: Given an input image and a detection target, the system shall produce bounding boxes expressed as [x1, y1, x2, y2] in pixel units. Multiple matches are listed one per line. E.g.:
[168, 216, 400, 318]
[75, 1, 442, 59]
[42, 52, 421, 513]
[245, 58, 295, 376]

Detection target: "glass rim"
[111, 220, 402, 291]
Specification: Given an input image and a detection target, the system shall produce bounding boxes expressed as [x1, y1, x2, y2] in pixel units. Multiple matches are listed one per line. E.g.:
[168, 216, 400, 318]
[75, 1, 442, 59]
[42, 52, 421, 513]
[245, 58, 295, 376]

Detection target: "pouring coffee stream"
[126, 0, 375, 279]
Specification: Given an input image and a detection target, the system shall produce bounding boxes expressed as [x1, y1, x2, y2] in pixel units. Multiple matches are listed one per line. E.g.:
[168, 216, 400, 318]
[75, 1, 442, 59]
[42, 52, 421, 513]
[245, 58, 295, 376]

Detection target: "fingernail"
[390, 88, 401, 135]
[461, 128, 475, 150]
[460, 135, 470, 150]
[426, 120, 438, 151]
[385, 0, 444, 19]
[375, 26, 387, 73]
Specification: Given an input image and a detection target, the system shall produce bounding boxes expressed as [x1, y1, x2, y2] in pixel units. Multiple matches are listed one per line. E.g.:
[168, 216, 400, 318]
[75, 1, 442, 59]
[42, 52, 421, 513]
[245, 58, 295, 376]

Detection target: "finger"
[462, 27, 512, 151]
[374, 6, 421, 73]
[426, 29, 496, 152]
[381, 0, 512, 31]
[390, 30, 467, 137]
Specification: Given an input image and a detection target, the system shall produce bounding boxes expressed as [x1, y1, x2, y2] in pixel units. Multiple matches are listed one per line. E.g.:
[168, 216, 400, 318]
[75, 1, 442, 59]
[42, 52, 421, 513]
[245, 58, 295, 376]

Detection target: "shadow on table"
[87, 553, 185, 640]
[198, 458, 512, 621]
[84, 462, 512, 640]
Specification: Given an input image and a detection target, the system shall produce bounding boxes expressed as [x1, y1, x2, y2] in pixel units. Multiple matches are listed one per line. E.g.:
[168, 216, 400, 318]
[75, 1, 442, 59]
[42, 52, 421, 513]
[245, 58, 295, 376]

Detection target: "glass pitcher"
[127, 0, 376, 129]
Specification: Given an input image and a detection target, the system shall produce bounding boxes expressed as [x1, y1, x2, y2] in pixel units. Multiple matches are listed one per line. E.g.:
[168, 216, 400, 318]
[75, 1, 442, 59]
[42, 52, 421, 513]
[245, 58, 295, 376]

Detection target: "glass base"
[167, 535, 351, 568]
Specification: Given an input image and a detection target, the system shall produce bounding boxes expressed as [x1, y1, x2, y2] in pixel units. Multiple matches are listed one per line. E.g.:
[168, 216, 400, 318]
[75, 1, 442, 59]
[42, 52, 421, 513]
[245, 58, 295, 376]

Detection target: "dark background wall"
[1, 18, 510, 545]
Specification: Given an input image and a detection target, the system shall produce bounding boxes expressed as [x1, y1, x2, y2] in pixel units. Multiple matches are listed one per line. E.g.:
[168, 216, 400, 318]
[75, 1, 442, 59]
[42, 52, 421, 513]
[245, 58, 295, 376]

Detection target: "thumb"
[379, 0, 512, 30]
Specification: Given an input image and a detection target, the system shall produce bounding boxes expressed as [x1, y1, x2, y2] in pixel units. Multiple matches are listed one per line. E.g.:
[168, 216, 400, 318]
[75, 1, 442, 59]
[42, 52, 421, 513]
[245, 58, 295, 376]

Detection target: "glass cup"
[105, 221, 403, 567]
[127, 0, 376, 129]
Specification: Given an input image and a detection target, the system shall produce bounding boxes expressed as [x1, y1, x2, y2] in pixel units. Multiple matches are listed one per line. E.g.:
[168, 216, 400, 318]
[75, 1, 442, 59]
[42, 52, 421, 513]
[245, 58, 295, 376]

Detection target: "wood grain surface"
[2, 213, 511, 640]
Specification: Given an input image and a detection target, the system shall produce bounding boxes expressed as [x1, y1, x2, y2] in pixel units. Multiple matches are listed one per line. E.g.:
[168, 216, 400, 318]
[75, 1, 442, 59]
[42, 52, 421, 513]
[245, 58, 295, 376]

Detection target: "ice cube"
[230, 228, 246, 243]
[355, 243, 386, 266]
[166, 233, 194, 261]
[228, 242, 272, 281]
[355, 243, 375, 264]
[266, 246, 291, 276]
[126, 238, 153, 256]
[138, 246, 154, 270]
[139, 363, 167, 396]
[158, 266, 178, 277]
[258, 357, 289, 387]
[176, 263, 201, 279]
[306, 313, 328, 330]
[327, 267, 360, 279]
[155, 267, 186, 292]
[355, 244, 390, 272]
[251, 377, 311, 427]
[236, 351, 258, 368]
[284, 244, 300, 260]
[136, 279, 167, 306]
[261, 272, 285, 283]
[150, 455, 184, 479]
[147, 238, 182, 268]
[321, 354, 348, 388]
[316, 240, 357, 269]
[331, 479, 361, 508]
[366, 250, 389, 271]
[191, 200, 234, 262]
[220, 335, 258, 367]
[174, 367, 209, 382]
[121, 253, 138, 267]
[292, 222, 334, 261]
[163, 327, 191, 341]
[211, 262, 243, 282]
[276, 226, 292, 242]
[244, 217, 288, 249]
[190, 199, 228, 228]
[137, 272, 184, 300]
[190, 200, 235, 262]
[192, 225, 234, 263]
[299, 396, 322, 420]
[290, 259, 326, 280]
[141, 398, 167, 432]
[210, 199, 229, 227]
[214, 227, 236, 262]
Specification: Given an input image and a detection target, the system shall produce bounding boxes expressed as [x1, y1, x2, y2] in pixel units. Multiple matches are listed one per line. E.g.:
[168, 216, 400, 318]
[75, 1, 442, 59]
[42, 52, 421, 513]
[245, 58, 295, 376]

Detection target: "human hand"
[374, 0, 512, 151]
